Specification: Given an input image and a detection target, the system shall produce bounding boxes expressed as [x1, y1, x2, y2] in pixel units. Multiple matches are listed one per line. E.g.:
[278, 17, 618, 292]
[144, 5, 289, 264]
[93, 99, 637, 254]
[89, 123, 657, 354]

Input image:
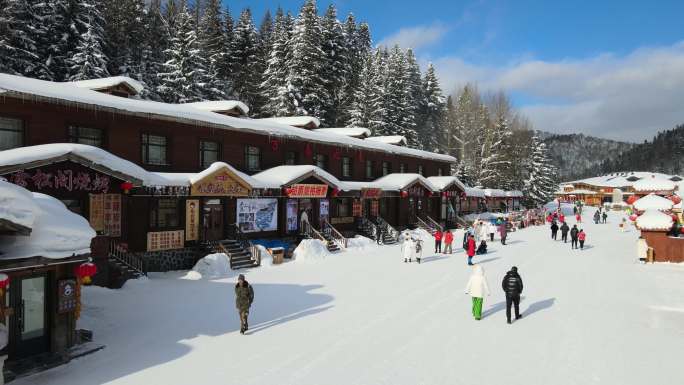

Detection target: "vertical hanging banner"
[185, 199, 199, 241]
[89, 194, 104, 232]
[103, 194, 121, 236]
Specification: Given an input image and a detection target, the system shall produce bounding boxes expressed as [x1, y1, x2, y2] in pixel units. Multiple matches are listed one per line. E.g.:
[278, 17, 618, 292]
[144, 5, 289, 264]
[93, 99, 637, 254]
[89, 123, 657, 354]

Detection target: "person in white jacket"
[465, 265, 490, 320]
[402, 232, 414, 263]
[478, 222, 489, 244]
[487, 222, 497, 242]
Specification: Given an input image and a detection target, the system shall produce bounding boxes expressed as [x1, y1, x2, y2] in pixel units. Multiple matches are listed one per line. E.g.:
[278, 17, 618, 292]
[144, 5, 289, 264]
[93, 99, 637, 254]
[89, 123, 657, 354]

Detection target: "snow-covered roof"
[257, 116, 321, 129]
[372, 173, 438, 192]
[68, 76, 144, 94]
[0, 74, 455, 163]
[633, 193, 674, 212]
[484, 188, 507, 198]
[557, 189, 599, 195]
[182, 100, 249, 115]
[636, 209, 674, 231]
[151, 162, 278, 189]
[464, 187, 485, 198]
[0, 179, 38, 229]
[426, 176, 465, 191]
[505, 190, 523, 198]
[0, 143, 151, 185]
[568, 172, 681, 189]
[252, 165, 343, 189]
[341, 181, 383, 191]
[365, 136, 408, 146]
[0, 180, 95, 259]
[313, 127, 371, 138]
[632, 177, 676, 192]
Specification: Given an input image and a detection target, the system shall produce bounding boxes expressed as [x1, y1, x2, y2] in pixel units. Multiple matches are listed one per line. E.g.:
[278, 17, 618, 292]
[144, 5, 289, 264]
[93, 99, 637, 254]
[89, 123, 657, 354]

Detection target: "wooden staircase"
[416, 216, 443, 235]
[303, 221, 346, 253]
[213, 225, 260, 270]
[108, 242, 147, 289]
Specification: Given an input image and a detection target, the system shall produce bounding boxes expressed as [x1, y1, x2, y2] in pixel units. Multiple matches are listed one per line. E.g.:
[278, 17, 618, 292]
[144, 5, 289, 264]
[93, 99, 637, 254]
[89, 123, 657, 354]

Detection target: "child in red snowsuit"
[466, 235, 476, 265]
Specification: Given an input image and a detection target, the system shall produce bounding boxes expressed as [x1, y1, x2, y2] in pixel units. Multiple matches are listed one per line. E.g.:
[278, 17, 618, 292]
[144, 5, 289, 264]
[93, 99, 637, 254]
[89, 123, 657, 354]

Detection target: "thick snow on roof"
[633, 193, 674, 211]
[0, 179, 39, 228]
[632, 177, 676, 192]
[464, 187, 485, 198]
[636, 209, 674, 231]
[365, 136, 408, 146]
[0, 74, 454, 163]
[0, 181, 95, 259]
[484, 188, 507, 198]
[557, 189, 599, 195]
[0, 143, 152, 185]
[182, 100, 249, 115]
[341, 181, 383, 191]
[505, 190, 523, 198]
[313, 127, 371, 138]
[152, 163, 278, 189]
[569, 172, 680, 189]
[252, 165, 343, 189]
[426, 176, 465, 191]
[68, 76, 144, 94]
[257, 116, 321, 128]
[371, 173, 437, 192]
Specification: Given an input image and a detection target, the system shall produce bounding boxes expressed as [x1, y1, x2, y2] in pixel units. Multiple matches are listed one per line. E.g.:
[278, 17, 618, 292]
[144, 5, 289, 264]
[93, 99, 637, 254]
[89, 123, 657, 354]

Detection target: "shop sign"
[103, 194, 121, 236]
[147, 230, 184, 252]
[185, 199, 199, 241]
[57, 279, 77, 314]
[89, 194, 105, 231]
[331, 217, 354, 224]
[237, 198, 278, 233]
[191, 168, 250, 197]
[361, 188, 382, 198]
[8, 168, 111, 193]
[286, 184, 328, 198]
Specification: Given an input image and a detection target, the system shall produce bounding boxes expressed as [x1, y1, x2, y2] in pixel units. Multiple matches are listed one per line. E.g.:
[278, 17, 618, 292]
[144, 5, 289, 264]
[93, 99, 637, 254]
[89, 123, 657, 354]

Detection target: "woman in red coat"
[444, 230, 454, 254]
[467, 234, 476, 265]
[434, 229, 443, 253]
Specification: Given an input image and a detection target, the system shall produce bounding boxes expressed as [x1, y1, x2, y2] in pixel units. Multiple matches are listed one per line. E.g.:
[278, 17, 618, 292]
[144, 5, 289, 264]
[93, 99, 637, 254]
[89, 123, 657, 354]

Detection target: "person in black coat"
[502, 266, 523, 324]
[550, 221, 559, 240]
[570, 225, 579, 249]
[560, 222, 570, 243]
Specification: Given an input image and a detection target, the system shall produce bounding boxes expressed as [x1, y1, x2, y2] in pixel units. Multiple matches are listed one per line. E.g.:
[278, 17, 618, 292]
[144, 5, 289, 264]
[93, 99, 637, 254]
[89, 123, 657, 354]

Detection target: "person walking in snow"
[487, 221, 497, 242]
[575, 213, 582, 224]
[478, 222, 489, 244]
[235, 274, 254, 335]
[560, 222, 570, 243]
[502, 266, 524, 324]
[434, 229, 443, 253]
[444, 229, 454, 254]
[578, 229, 586, 250]
[499, 221, 508, 245]
[602, 211, 608, 224]
[593, 210, 600, 224]
[473, 222, 481, 243]
[465, 265, 490, 320]
[559, 213, 565, 224]
[466, 234, 476, 265]
[570, 224, 580, 249]
[550, 221, 559, 240]
[402, 232, 414, 263]
[414, 235, 423, 263]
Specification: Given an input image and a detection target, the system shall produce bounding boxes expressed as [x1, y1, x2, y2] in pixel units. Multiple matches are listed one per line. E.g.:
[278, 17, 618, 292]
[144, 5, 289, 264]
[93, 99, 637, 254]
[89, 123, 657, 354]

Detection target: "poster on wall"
[237, 198, 278, 233]
[147, 230, 184, 252]
[89, 194, 104, 231]
[286, 199, 299, 232]
[319, 199, 329, 223]
[103, 194, 121, 236]
[185, 199, 199, 241]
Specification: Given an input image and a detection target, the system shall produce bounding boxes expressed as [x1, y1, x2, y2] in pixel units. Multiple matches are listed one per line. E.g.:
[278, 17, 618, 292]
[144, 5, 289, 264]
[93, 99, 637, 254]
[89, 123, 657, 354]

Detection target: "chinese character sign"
[191, 169, 250, 197]
[89, 194, 105, 231]
[103, 194, 121, 236]
[185, 200, 199, 241]
[286, 184, 328, 198]
[147, 230, 184, 252]
[9, 168, 111, 193]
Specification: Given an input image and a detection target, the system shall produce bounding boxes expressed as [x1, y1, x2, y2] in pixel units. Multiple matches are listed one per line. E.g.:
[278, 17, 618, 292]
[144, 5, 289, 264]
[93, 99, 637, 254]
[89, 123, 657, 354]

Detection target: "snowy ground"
[15, 208, 684, 385]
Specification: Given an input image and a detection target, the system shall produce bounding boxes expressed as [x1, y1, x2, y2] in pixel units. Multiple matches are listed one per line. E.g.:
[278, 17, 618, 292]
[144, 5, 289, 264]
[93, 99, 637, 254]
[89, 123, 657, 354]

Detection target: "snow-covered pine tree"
[221, 6, 234, 91]
[261, 9, 296, 117]
[67, 1, 110, 81]
[383, 45, 418, 146]
[139, 0, 167, 100]
[250, 10, 274, 116]
[288, 0, 327, 119]
[523, 135, 558, 207]
[229, 8, 260, 111]
[453, 84, 482, 182]
[157, 0, 207, 103]
[441, 95, 458, 172]
[347, 52, 379, 129]
[103, 0, 146, 77]
[405, 48, 424, 141]
[367, 48, 390, 136]
[198, 0, 228, 100]
[338, 18, 372, 126]
[419, 62, 445, 152]
[320, 4, 349, 126]
[1, 0, 49, 79]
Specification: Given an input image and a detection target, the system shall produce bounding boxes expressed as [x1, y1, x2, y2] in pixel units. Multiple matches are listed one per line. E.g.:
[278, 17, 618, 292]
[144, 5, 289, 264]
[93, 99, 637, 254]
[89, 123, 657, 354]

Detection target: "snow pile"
[258, 116, 321, 128]
[464, 186, 485, 198]
[632, 177, 676, 192]
[184, 253, 232, 280]
[633, 193, 674, 212]
[0, 180, 39, 228]
[463, 212, 507, 222]
[365, 135, 407, 146]
[346, 236, 375, 250]
[636, 210, 673, 231]
[256, 245, 273, 267]
[252, 165, 343, 189]
[293, 239, 330, 262]
[0, 186, 96, 260]
[68, 76, 144, 94]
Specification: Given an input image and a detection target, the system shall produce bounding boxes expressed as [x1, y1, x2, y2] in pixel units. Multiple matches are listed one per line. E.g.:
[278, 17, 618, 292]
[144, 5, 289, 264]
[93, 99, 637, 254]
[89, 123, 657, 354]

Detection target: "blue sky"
[223, 1, 684, 141]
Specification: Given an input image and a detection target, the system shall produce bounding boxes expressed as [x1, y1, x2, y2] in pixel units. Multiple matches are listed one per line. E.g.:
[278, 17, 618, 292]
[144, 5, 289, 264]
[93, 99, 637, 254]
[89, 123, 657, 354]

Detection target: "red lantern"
[629, 214, 638, 222]
[400, 190, 409, 198]
[669, 195, 682, 205]
[270, 139, 280, 152]
[75, 261, 98, 285]
[425, 190, 433, 197]
[283, 187, 292, 197]
[626, 195, 638, 205]
[442, 191, 448, 198]
[120, 181, 133, 194]
[331, 188, 339, 197]
[0, 273, 9, 297]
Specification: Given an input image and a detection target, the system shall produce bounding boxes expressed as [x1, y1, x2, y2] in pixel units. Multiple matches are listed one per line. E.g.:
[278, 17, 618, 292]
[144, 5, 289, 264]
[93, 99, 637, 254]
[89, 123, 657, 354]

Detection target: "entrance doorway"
[11, 275, 49, 359]
[408, 198, 417, 224]
[202, 199, 224, 241]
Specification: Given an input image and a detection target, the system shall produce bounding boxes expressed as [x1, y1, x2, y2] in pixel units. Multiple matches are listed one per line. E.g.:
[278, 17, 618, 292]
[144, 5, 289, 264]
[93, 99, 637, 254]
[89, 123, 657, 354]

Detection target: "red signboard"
[286, 184, 328, 198]
[361, 188, 382, 198]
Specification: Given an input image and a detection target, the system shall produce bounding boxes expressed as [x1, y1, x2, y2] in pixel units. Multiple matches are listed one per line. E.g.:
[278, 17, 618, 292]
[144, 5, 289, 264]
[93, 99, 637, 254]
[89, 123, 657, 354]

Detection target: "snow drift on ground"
[345, 235, 375, 250]
[293, 239, 331, 262]
[183, 253, 233, 280]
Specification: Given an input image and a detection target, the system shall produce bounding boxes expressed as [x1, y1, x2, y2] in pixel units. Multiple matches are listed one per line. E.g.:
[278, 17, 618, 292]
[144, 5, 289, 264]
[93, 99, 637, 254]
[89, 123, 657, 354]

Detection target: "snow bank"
[183, 253, 232, 280]
[346, 236, 376, 250]
[256, 245, 273, 267]
[0, 180, 39, 228]
[633, 193, 674, 212]
[293, 239, 330, 262]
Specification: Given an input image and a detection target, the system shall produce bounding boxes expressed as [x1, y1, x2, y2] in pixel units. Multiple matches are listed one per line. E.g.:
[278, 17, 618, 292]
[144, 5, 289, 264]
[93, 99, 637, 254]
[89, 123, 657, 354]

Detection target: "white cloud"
[377, 24, 449, 51]
[431, 41, 684, 141]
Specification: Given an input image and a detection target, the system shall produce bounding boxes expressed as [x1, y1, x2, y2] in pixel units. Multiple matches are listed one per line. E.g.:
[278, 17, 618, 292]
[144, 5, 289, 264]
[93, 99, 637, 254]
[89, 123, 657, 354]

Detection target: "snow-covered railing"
[425, 215, 444, 232]
[109, 242, 147, 277]
[376, 216, 400, 243]
[227, 224, 261, 267]
[323, 220, 348, 249]
[302, 221, 326, 243]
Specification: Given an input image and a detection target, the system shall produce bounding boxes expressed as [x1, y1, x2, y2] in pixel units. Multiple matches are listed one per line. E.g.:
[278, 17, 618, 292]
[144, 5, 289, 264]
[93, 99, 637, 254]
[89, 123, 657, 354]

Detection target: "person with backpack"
[466, 234, 476, 265]
[560, 222, 570, 243]
[578, 229, 587, 249]
[235, 274, 254, 334]
[443, 229, 454, 254]
[434, 229, 443, 253]
[465, 265, 490, 320]
[550, 221, 559, 240]
[502, 266, 524, 324]
[570, 225, 580, 249]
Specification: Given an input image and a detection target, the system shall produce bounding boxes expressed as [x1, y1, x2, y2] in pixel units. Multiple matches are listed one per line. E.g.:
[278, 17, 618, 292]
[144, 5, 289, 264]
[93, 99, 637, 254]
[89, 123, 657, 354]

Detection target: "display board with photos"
[237, 198, 278, 233]
[286, 199, 299, 232]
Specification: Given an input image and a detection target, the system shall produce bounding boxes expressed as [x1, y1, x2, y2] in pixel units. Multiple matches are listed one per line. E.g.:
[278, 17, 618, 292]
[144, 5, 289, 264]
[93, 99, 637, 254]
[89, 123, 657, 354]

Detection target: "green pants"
[471, 297, 483, 320]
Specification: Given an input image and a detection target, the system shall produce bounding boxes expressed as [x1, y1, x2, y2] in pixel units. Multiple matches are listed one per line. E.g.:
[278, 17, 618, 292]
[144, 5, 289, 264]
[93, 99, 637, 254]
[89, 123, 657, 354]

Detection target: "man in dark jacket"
[550, 221, 559, 240]
[235, 274, 254, 334]
[602, 211, 608, 224]
[560, 222, 570, 243]
[502, 266, 523, 324]
[570, 225, 580, 249]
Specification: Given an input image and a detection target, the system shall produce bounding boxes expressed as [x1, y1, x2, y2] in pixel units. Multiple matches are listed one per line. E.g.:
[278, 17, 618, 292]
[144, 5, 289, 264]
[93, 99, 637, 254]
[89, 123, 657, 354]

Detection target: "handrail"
[425, 215, 444, 232]
[416, 216, 433, 232]
[109, 241, 147, 276]
[374, 216, 399, 243]
[324, 220, 347, 249]
[358, 217, 378, 238]
[228, 224, 260, 267]
[303, 221, 326, 243]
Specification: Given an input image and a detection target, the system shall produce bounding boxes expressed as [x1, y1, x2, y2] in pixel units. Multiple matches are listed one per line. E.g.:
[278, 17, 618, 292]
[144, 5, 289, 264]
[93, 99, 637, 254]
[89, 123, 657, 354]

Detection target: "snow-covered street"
[15, 209, 684, 385]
